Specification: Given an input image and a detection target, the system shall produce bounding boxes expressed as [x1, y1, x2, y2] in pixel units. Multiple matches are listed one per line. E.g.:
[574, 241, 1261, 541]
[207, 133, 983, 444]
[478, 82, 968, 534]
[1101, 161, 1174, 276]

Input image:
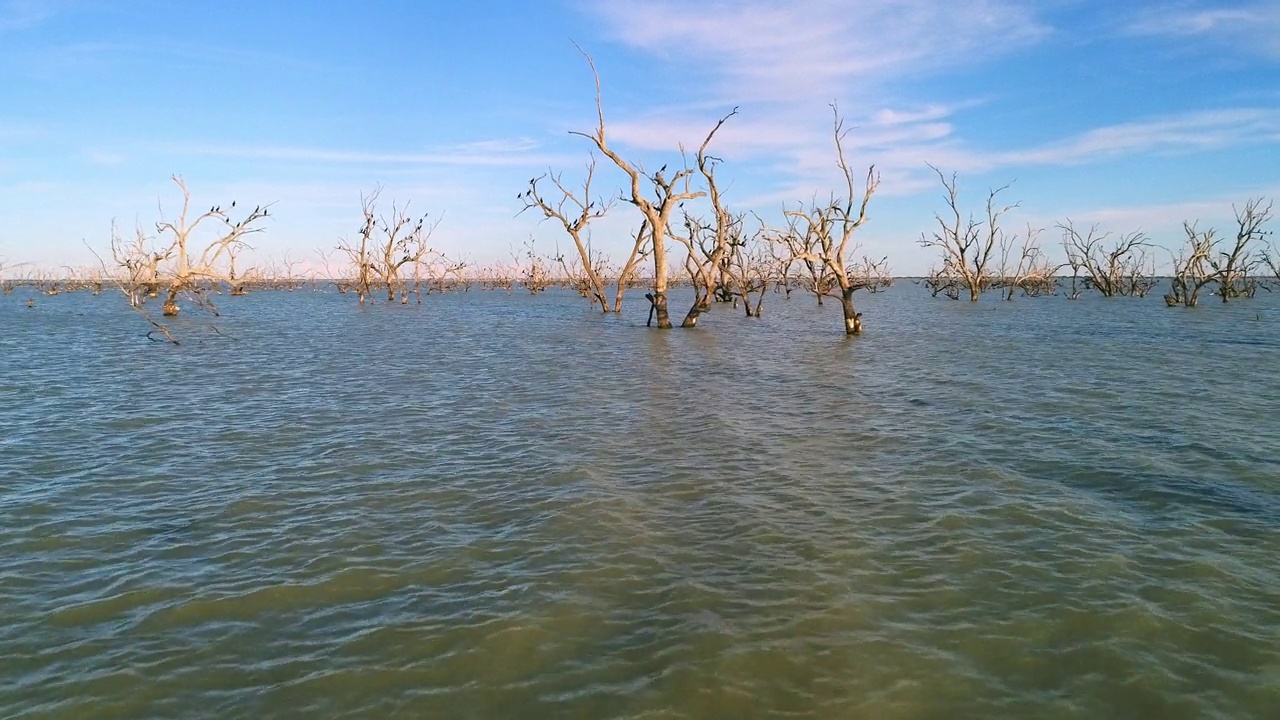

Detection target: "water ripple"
[1, 287, 1278, 718]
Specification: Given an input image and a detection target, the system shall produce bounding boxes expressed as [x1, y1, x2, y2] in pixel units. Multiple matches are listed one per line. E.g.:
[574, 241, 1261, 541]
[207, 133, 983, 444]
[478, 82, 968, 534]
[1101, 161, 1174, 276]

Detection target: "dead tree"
[568, 48, 706, 328]
[337, 188, 381, 303]
[339, 187, 440, 304]
[996, 225, 1058, 299]
[513, 238, 551, 294]
[1214, 198, 1272, 301]
[775, 107, 880, 335]
[150, 176, 269, 316]
[1058, 221, 1150, 297]
[411, 251, 466, 301]
[518, 160, 614, 311]
[920, 168, 1016, 302]
[611, 219, 651, 312]
[722, 225, 774, 317]
[773, 212, 837, 305]
[107, 177, 267, 320]
[1166, 222, 1216, 307]
[1166, 198, 1272, 306]
[672, 108, 739, 328]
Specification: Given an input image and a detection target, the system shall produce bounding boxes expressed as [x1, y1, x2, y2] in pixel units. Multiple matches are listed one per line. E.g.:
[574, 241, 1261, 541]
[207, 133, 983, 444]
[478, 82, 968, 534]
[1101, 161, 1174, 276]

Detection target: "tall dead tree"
[673, 107, 739, 328]
[338, 187, 440, 304]
[1166, 198, 1272, 306]
[996, 225, 1057, 299]
[1058, 221, 1150, 297]
[722, 225, 774, 317]
[568, 48, 706, 328]
[148, 176, 269, 316]
[337, 188, 381, 303]
[519, 159, 614, 311]
[108, 177, 269, 319]
[775, 106, 880, 335]
[920, 168, 1015, 302]
[1214, 198, 1271, 301]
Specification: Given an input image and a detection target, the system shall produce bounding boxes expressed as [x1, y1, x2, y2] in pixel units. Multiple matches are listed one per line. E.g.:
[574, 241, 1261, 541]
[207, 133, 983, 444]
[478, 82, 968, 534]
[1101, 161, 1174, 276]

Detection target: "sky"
[1, 0, 1278, 275]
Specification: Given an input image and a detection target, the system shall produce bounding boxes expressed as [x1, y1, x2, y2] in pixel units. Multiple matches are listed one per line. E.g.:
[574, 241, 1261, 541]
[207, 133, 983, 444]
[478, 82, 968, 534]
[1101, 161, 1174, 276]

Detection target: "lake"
[2, 284, 1278, 719]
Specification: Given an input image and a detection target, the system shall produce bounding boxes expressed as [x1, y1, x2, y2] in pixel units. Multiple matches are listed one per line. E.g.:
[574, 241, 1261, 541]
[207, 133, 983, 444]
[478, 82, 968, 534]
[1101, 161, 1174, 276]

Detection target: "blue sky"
[1, 0, 1277, 274]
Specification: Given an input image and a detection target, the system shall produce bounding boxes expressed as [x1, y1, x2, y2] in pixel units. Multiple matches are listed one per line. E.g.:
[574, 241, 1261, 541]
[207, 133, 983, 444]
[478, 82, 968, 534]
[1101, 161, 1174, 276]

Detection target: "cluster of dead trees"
[917, 169, 1274, 304]
[518, 50, 886, 335]
[332, 186, 464, 305]
[7, 55, 1277, 343]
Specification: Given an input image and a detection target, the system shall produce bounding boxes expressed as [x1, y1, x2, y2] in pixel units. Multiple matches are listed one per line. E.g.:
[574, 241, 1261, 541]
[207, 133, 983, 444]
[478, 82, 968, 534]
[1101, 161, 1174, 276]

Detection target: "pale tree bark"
[672, 107, 738, 328]
[1058, 221, 1150, 297]
[773, 106, 880, 335]
[1166, 222, 1216, 307]
[920, 167, 1016, 302]
[1167, 198, 1272, 306]
[1212, 198, 1271, 301]
[339, 186, 441, 304]
[519, 159, 615, 312]
[723, 225, 775, 317]
[996, 225, 1058, 299]
[568, 47, 706, 328]
[152, 176, 270, 316]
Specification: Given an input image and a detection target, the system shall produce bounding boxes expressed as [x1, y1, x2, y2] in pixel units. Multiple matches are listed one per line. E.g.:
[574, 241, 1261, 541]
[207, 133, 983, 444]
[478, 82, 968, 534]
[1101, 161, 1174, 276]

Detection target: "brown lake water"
[1, 285, 1278, 719]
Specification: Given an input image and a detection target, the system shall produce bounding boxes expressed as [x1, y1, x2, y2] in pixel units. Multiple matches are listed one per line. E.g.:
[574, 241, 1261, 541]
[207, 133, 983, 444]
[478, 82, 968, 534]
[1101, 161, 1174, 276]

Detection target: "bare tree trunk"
[841, 289, 862, 335]
[652, 290, 670, 328]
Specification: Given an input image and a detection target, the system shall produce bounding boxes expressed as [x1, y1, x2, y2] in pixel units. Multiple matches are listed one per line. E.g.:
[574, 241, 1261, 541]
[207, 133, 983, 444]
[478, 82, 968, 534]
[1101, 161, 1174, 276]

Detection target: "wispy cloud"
[1125, 1, 1280, 59]
[0, 0, 66, 30]
[953, 108, 1280, 171]
[172, 138, 572, 168]
[588, 0, 1048, 102]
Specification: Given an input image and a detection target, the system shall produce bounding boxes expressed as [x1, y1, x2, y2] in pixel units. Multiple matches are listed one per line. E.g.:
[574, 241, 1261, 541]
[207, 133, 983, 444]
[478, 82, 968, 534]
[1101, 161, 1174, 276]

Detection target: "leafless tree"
[920, 167, 1016, 302]
[1166, 198, 1272, 306]
[774, 106, 880, 335]
[1215, 198, 1271, 300]
[519, 159, 614, 311]
[146, 176, 270, 316]
[568, 47, 707, 328]
[996, 225, 1058, 299]
[513, 238, 551, 294]
[672, 107, 739, 327]
[721, 226, 775, 317]
[774, 221, 838, 305]
[338, 186, 440, 304]
[1058, 221, 1150, 297]
[1165, 222, 1217, 307]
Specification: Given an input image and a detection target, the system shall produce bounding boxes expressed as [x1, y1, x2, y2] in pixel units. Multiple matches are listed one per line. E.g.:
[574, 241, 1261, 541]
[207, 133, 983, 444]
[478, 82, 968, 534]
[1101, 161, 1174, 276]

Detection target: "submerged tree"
[338, 187, 442, 304]
[1058, 221, 1152, 297]
[773, 106, 880, 335]
[996, 225, 1057, 299]
[1166, 198, 1272, 307]
[568, 48, 708, 328]
[920, 168, 1017, 302]
[673, 108, 739, 328]
[104, 176, 270, 338]
[519, 159, 614, 312]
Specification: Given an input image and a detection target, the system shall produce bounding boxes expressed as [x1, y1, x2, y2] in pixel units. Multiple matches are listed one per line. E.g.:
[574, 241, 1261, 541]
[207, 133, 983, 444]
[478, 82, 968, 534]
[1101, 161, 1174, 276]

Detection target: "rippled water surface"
[2, 286, 1278, 719]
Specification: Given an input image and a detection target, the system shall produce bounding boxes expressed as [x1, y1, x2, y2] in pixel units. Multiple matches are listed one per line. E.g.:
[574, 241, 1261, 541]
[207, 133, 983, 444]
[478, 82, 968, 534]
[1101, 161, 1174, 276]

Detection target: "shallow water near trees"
[2, 286, 1278, 719]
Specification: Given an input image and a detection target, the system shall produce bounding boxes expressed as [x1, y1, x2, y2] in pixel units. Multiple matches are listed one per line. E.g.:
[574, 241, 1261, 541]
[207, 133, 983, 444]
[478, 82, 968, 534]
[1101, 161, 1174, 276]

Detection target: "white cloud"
[588, 0, 1048, 102]
[173, 138, 573, 168]
[1126, 1, 1280, 59]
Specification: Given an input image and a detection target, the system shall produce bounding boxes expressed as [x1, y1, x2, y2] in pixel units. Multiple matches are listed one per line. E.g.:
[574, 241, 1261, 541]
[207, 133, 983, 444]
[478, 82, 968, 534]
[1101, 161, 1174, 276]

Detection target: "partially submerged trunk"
[650, 290, 671, 329]
[162, 288, 180, 317]
[841, 289, 862, 335]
